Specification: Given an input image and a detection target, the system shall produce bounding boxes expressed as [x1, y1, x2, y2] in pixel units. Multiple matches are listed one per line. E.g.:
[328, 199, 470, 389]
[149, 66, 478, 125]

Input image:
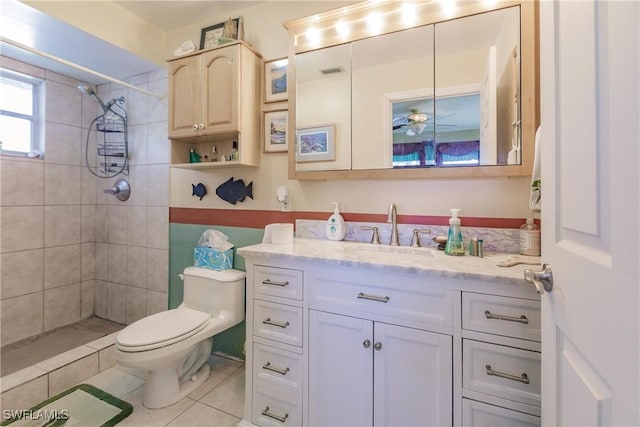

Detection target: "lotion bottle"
[326, 202, 346, 241]
[519, 217, 541, 256]
[445, 208, 465, 256]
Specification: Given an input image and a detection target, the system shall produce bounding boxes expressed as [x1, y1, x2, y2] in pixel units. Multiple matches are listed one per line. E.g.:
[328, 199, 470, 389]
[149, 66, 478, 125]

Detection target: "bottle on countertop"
[211, 145, 218, 162]
[519, 217, 541, 256]
[445, 208, 465, 256]
[326, 202, 346, 241]
[230, 141, 238, 161]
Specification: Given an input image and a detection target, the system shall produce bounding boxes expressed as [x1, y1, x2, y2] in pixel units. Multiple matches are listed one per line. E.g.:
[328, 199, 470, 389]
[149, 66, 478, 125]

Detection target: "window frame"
[0, 68, 43, 157]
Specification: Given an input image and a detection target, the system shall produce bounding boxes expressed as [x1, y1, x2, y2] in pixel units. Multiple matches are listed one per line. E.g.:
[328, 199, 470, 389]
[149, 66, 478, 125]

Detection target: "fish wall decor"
[192, 182, 207, 200]
[216, 177, 253, 205]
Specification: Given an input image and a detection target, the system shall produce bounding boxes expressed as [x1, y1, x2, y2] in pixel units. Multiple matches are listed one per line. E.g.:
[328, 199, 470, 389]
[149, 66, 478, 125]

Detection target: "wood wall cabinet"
[168, 41, 261, 168]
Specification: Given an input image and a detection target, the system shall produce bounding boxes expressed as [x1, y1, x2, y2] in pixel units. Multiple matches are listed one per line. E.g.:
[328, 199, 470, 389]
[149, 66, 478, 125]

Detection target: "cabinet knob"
[374, 341, 382, 351]
[363, 339, 371, 349]
[192, 124, 198, 130]
[198, 123, 205, 130]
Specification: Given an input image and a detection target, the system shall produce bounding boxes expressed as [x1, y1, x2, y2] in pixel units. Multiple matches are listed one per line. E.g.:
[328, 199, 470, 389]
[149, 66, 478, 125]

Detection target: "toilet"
[115, 266, 245, 409]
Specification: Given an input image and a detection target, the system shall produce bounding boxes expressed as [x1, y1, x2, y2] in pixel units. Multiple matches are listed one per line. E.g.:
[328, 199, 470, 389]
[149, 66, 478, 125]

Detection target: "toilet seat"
[116, 307, 211, 352]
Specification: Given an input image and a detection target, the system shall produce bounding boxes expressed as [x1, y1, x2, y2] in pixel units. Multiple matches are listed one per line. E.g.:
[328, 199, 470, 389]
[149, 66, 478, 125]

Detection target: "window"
[0, 69, 43, 156]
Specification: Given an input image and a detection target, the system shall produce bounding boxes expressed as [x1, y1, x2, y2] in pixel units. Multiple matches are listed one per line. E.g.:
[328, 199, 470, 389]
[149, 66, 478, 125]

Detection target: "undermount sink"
[339, 242, 436, 257]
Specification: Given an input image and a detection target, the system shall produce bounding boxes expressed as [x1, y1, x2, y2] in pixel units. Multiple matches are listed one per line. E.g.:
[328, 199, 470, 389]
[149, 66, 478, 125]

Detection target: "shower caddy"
[85, 96, 129, 178]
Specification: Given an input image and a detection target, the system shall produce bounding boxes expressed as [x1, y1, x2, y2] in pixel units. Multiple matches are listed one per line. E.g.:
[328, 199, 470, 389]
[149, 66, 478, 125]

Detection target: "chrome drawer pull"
[357, 292, 390, 303]
[261, 406, 289, 423]
[262, 279, 289, 287]
[263, 361, 290, 375]
[484, 310, 529, 324]
[485, 364, 530, 384]
[263, 318, 290, 328]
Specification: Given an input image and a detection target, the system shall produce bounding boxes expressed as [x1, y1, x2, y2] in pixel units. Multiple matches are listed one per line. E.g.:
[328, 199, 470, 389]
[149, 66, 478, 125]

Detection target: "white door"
[373, 322, 452, 427]
[539, 1, 639, 425]
[308, 310, 373, 427]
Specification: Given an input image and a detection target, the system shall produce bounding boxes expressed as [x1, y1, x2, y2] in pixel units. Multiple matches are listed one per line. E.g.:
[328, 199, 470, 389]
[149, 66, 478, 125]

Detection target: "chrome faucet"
[387, 203, 399, 246]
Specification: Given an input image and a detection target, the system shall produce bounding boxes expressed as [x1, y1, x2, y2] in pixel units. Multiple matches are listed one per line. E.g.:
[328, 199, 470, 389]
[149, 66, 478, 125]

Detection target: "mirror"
[288, 2, 533, 178]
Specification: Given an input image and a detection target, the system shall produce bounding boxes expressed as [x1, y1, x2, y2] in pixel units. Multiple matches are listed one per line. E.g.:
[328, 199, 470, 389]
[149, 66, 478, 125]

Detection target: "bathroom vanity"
[238, 239, 541, 427]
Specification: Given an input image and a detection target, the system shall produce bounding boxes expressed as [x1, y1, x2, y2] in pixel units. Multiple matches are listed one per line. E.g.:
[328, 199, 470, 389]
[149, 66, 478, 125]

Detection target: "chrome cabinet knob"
[363, 339, 371, 349]
[374, 342, 382, 351]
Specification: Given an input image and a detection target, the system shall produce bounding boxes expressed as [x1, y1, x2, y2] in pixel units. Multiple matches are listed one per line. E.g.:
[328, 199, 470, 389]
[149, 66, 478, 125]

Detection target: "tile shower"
[0, 56, 170, 375]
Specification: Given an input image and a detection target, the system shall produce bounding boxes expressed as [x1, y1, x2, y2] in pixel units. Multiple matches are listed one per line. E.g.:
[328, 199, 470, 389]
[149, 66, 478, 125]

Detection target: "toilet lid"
[116, 308, 210, 349]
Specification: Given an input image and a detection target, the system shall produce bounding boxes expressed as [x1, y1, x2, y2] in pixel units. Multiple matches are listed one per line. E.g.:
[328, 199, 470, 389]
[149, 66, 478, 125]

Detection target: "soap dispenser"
[326, 202, 346, 241]
[445, 208, 465, 256]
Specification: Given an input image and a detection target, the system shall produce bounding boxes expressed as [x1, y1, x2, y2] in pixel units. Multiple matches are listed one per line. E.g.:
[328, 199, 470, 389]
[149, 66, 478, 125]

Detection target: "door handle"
[524, 263, 553, 294]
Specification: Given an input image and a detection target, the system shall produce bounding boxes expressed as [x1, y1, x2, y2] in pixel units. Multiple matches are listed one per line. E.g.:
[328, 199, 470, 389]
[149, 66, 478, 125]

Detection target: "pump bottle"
[445, 208, 465, 256]
[326, 203, 346, 241]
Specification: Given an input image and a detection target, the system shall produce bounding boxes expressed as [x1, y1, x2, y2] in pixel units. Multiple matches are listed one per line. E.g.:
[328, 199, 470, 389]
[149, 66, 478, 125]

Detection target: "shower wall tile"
[45, 80, 82, 127]
[44, 70, 78, 87]
[0, 158, 44, 206]
[95, 243, 108, 281]
[96, 177, 112, 205]
[44, 164, 82, 205]
[95, 205, 109, 242]
[127, 165, 148, 206]
[81, 242, 96, 281]
[1, 206, 44, 253]
[128, 124, 149, 166]
[94, 280, 108, 319]
[44, 205, 81, 247]
[81, 167, 97, 205]
[81, 204, 96, 243]
[0, 55, 45, 79]
[127, 206, 148, 246]
[44, 244, 81, 289]
[147, 121, 169, 164]
[127, 82, 149, 126]
[44, 283, 81, 329]
[108, 205, 128, 244]
[107, 282, 126, 323]
[147, 164, 169, 207]
[126, 245, 147, 288]
[82, 128, 98, 168]
[1, 292, 44, 345]
[149, 68, 168, 82]
[146, 248, 168, 293]
[147, 207, 169, 249]
[108, 244, 127, 284]
[1, 249, 44, 299]
[128, 73, 149, 86]
[81, 280, 95, 319]
[148, 77, 168, 122]
[146, 290, 168, 316]
[44, 122, 82, 166]
[82, 91, 100, 129]
[125, 285, 147, 325]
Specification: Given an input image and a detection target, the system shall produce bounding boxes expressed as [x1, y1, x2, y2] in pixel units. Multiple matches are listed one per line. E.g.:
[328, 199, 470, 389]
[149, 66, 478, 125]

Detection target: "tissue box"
[193, 247, 233, 270]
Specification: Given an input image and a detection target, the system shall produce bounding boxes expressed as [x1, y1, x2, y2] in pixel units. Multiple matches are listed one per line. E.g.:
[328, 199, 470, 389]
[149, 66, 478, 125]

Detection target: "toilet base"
[142, 362, 211, 409]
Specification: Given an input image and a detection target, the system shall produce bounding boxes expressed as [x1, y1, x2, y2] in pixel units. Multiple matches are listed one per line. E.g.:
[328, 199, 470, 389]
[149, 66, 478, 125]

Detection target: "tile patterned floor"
[83, 354, 245, 426]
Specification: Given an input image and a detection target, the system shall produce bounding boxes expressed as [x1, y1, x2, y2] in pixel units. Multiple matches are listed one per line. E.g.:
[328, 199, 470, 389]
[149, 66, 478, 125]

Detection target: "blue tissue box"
[193, 247, 233, 271]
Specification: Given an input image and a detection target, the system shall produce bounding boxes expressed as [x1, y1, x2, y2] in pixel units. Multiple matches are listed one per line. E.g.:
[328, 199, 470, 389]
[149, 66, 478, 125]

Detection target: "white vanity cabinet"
[238, 239, 541, 427]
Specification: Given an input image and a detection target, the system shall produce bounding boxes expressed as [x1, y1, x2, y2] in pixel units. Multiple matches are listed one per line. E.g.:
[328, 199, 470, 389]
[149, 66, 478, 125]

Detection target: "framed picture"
[264, 110, 288, 153]
[200, 17, 243, 50]
[296, 124, 335, 162]
[264, 58, 288, 103]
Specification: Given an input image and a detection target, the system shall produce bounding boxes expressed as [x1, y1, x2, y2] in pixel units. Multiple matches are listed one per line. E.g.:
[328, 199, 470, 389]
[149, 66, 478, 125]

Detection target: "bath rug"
[1, 383, 132, 427]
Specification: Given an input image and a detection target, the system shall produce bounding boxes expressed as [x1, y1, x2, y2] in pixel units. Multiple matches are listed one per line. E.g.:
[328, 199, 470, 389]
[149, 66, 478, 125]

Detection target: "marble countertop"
[237, 238, 540, 287]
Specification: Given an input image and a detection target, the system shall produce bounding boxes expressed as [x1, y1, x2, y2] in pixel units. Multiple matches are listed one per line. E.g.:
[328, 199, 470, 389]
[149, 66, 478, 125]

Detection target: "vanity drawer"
[463, 339, 541, 407]
[253, 383, 302, 427]
[462, 292, 541, 341]
[462, 399, 540, 427]
[253, 300, 303, 347]
[310, 272, 452, 330]
[253, 343, 302, 393]
[254, 265, 303, 301]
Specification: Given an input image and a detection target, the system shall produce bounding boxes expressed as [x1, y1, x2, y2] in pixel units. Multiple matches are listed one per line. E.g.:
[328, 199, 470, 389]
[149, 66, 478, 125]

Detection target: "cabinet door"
[373, 323, 452, 427]
[201, 45, 239, 134]
[309, 310, 373, 427]
[168, 55, 201, 138]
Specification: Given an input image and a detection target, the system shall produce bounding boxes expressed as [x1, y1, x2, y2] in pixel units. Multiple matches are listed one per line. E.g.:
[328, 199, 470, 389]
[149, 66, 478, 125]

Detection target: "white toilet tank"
[182, 267, 245, 320]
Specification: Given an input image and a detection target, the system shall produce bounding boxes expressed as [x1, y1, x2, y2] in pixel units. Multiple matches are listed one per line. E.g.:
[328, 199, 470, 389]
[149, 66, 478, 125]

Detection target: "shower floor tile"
[1, 317, 124, 376]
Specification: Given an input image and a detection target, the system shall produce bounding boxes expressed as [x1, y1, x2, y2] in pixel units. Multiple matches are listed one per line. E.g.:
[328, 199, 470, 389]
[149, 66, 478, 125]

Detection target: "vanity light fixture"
[306, 27, 322, 46]
[335, 20, 350, 39]
[367, 12, 383, 35]
[402, 3, 417, 26]
[440, 0, 457, 18]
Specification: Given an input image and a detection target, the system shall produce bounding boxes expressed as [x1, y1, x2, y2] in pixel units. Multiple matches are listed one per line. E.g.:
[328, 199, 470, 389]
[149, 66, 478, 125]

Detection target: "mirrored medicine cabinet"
[284, 0, 538, 180]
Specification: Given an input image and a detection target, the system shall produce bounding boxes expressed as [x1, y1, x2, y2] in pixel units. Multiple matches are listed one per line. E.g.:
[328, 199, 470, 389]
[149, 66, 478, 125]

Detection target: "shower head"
[77, 84, 109, 112]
